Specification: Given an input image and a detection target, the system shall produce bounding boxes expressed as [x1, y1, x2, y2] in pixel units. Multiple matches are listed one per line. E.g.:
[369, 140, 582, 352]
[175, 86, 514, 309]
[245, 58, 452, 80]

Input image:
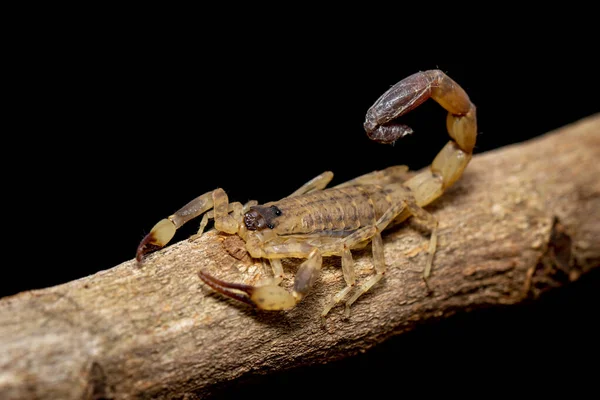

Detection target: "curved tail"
[364, 69, 477, 206]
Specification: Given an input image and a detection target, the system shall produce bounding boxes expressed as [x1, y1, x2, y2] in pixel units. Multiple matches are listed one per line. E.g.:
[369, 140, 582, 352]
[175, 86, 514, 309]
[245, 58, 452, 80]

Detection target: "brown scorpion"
[136, 70, 476, 317]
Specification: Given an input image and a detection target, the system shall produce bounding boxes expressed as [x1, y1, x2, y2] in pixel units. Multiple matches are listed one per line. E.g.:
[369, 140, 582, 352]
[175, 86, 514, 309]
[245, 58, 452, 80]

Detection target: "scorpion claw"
[198, 270, 298, 310]
[135, 234, 160, 262]
[136, 218, 177, 262]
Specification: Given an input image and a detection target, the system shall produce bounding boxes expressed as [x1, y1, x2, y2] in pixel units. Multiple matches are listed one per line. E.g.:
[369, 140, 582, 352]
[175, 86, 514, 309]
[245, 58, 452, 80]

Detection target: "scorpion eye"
[267, 223, 275, 229]
[271, 205, 282, 216]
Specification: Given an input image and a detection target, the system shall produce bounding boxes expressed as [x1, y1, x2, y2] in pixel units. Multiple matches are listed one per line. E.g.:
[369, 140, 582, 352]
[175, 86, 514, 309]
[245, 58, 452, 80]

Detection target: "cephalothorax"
[137, 70, 476, 317]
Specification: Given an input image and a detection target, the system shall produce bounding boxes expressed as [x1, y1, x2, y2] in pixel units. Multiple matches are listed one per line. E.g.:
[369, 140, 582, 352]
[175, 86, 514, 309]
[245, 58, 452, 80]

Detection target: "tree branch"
[1, 115, 599, 399]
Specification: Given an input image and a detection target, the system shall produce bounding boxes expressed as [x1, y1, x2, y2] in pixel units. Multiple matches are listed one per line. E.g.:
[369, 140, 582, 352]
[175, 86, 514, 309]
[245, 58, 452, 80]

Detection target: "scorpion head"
[244, 205, 282, 231]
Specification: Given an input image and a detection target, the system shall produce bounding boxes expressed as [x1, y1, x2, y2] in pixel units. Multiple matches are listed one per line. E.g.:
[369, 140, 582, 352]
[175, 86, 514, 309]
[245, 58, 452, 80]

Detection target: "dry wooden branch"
[1, 115, 599, 399]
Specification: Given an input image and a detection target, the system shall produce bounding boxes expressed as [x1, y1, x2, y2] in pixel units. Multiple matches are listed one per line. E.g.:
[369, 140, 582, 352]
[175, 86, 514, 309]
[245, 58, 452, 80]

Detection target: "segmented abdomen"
[267, 184, 404, 235]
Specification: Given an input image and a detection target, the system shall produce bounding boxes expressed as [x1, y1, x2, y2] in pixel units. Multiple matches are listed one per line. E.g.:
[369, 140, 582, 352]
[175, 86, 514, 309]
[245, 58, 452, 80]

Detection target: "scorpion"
[136, 70, 476, 317]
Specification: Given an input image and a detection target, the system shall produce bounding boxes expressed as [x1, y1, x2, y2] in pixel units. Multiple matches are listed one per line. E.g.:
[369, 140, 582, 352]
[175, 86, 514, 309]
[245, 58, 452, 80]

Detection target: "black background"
[4, 17, 599, 398]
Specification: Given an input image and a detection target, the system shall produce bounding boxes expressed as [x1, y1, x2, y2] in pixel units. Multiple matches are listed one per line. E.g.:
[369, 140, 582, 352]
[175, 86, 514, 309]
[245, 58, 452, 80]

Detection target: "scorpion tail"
[364, 69, 477, 207]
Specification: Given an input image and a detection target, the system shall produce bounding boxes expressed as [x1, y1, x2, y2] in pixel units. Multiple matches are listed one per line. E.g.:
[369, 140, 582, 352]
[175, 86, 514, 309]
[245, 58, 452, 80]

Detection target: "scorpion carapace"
[136, 70, 477, 317]
[244, 205, 282, 231]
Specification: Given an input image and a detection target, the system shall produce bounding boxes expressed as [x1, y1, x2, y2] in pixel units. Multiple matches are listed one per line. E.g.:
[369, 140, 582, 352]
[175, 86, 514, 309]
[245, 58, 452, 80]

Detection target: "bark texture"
[1, 115, 599, 399]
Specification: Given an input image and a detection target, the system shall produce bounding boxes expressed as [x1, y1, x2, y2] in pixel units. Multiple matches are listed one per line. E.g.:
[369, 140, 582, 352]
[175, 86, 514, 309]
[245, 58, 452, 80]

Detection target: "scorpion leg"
[320, 226, 378, 317]
[321, 247, 356, 315]
[342, 195, 437, 316]
[189, 201, 244, 241]
[402, 198, 439, 279]
[287, 171, 334, 198]
[136, 188, 239, 262]
[268, 259, 284, 284]
[334, 165, 410, 188]
[342, 202, 407, 316]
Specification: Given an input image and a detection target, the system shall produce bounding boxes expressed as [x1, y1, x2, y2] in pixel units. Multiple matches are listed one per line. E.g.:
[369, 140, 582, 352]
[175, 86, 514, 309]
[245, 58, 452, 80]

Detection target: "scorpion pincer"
[136, 70, 477, 317]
